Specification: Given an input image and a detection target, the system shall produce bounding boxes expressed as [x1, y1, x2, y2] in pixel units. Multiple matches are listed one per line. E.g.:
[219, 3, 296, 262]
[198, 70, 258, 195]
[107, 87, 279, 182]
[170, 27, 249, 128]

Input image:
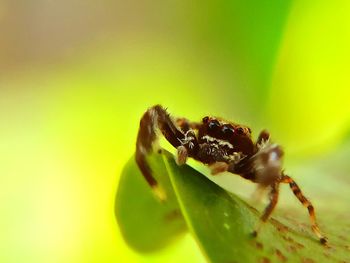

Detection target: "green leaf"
[116, 150, 350, 262]
[115, 153, 187, 252]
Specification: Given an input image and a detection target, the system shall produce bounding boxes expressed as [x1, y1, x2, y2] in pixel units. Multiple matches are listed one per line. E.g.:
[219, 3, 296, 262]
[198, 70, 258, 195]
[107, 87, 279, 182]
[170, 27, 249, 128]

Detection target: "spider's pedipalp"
[176, 145, 188, 165]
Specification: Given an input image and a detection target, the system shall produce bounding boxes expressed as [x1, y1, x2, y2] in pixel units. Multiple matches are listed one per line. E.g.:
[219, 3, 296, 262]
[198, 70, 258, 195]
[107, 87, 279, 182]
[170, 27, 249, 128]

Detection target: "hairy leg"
[256, 129, 270, 146]
[253, 183, 280, 236]
[175, 117, 201, 132]
[281, 174, 327, 244]
[136, 105, 198, 200]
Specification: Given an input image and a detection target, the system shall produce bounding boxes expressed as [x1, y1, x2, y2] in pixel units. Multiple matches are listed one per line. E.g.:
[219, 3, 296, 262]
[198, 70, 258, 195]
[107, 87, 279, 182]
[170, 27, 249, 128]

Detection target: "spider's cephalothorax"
[135, 105, 327, 244]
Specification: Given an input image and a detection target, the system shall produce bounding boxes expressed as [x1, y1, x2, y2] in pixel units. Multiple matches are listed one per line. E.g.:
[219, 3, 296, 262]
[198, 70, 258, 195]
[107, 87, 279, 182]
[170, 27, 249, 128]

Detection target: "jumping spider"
[135, 105, 327, 244]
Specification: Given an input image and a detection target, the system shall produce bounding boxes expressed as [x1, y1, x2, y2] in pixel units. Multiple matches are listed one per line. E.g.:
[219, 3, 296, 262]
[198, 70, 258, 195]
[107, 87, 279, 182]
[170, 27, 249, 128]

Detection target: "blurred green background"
[1, 0, 350, 262]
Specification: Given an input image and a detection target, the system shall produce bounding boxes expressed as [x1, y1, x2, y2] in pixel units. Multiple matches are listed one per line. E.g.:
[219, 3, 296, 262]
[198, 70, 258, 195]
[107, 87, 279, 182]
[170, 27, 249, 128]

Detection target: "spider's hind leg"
[281, 174, 327, 244]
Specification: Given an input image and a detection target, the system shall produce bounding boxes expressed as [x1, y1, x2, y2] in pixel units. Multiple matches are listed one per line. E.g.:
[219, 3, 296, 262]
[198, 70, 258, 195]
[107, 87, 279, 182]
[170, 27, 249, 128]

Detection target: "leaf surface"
[116, 149, 350, 262]
[115, 153, 186, 252]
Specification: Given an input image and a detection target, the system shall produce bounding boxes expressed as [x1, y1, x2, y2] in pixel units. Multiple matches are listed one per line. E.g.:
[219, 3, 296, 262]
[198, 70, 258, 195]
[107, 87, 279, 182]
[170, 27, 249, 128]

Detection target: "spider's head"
[199, 116, 254, 156]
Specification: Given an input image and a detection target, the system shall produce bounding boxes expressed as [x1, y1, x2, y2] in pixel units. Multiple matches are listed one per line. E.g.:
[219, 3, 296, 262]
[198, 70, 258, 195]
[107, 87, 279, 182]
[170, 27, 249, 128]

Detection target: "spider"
[135, 105, 327, 244]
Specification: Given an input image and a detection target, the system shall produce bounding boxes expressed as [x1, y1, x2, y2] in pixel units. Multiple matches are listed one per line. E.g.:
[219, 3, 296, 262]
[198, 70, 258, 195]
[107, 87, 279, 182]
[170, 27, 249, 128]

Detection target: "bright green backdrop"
[1, 0, 350, 262]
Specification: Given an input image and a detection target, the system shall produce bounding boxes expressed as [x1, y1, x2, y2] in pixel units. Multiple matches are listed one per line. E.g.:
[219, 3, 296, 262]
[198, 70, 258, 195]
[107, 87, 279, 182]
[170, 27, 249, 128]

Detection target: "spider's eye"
[202, 116, 209, 123]
[237, 127, 245, 135]
[222, 125, 234, 135]
[208, 120, 220, 129]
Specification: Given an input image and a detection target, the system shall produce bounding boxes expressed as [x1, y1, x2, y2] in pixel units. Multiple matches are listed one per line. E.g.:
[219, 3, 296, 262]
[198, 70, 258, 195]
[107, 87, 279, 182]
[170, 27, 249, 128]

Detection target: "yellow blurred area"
[1, 1, 350, 263]
[0, 76, 206, 263]
[0, 35, 213, 261]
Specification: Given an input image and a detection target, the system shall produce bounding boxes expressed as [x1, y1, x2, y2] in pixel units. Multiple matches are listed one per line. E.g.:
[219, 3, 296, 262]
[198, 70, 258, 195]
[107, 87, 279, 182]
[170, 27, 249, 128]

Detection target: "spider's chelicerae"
[135, 105, 327, 244]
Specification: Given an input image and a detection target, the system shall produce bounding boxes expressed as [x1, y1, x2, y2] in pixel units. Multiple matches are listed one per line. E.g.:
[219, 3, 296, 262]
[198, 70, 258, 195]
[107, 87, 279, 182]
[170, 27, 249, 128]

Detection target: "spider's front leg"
[136, 105, 198, 200]
[176, 117, 201, 131]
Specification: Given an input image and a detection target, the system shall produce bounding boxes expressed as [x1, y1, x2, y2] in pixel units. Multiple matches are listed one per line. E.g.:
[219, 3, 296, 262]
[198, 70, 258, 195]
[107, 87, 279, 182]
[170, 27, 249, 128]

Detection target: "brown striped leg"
[253, 183, 280, 236]
[281, 174, 327, 244]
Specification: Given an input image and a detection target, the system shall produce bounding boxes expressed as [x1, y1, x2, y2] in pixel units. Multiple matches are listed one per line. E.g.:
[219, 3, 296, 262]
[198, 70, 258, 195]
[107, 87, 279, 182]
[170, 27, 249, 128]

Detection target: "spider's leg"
[209, 147, 252, 176]
[281, 174, 327, 244]
[136, 105, 183, 200]
[253, 183, 279, 236]
[251, 184, 268, 205]
[176, 117, 201, 132]
[209, 162, 229, 175]
[256, 129, 270, 146]
[136, 105, 198, 200]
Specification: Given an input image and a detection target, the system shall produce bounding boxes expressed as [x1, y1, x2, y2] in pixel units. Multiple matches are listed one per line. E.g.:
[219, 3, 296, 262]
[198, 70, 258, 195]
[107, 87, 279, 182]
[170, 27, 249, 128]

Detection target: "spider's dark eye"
[237, 127, 245, 135]
[202, 116, 209, 123]
[222, 125, 234, 135]
[208, 120, 220, 129]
